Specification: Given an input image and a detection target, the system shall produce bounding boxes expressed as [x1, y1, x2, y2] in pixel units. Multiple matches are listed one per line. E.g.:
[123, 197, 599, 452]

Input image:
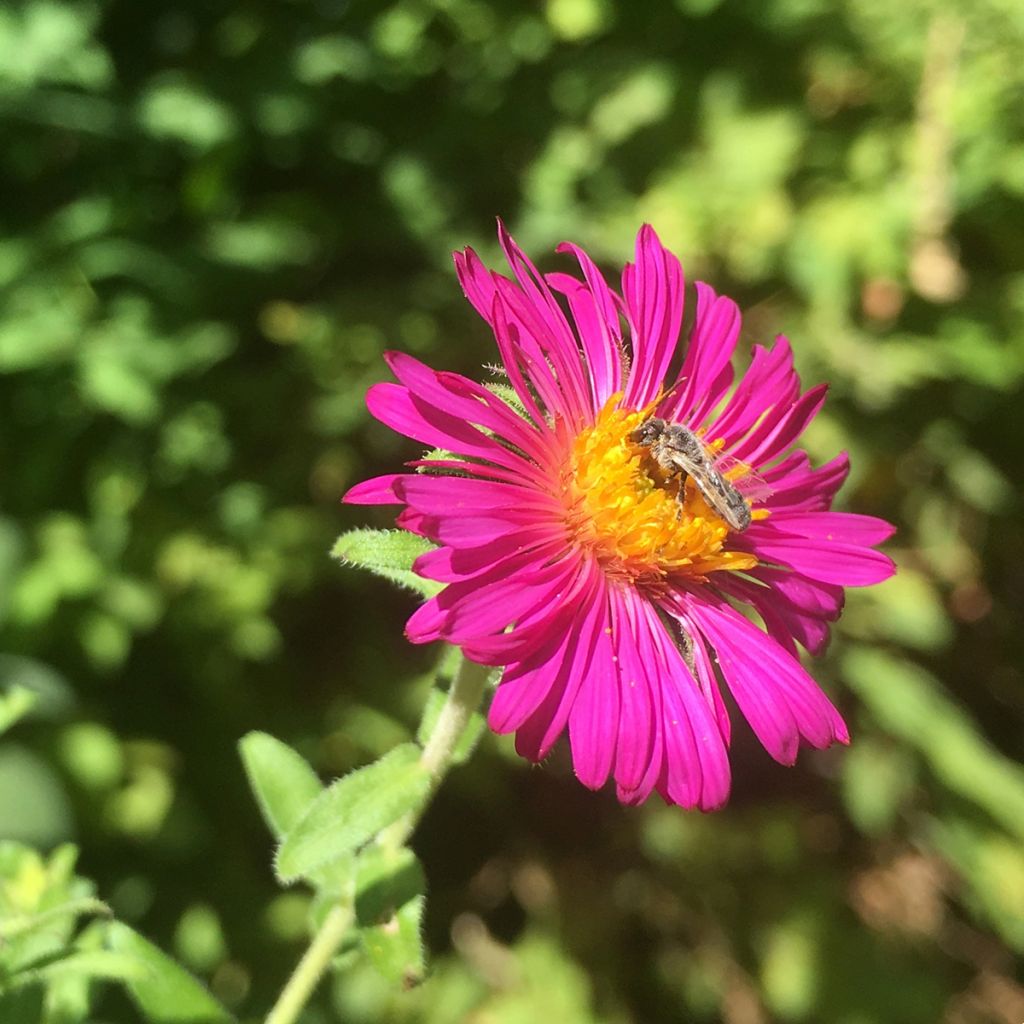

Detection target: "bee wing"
[660, 447, 707, 480]
[710, 451, 774, 501]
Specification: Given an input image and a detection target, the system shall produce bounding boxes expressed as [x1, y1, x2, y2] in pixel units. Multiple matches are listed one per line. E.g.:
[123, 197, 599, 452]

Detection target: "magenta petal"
[623, 225, 685, 408]
[367, 382, 532, 474]
[490, 285, 568, 422]
[413, 532, 563, 583]
[662, 672, 732, 811]
[685, 595, 848, 765]
[441, 561, 578, 646]
[718, 574, 834, 656]
[714, 575, 801, 657]
[664, 282, 740, 426]
[488, 596, 585, 733]
[706, 338, 799, 445]
[453, 247, 546, 426]
[608, 589, 656, 793]
[404, 596, 449, 645]
[497, 221, 590, 424]
[548, 269, 621, 410]
[748, 566, 845, 620]
[515, 566, 608, 761]
[553, 240, 624, 408]
[731, 383, 829, 467]
[614, 620, 666, 805]
[384, 350, 553, 461]
[763, 452, 851, 513]
[567, 624, 619, 790]
[463, 556, 594, 665]
[736, 535, 897, 587]
[453, 245, 498, 324]
[405, 549, 574, 646]
[342, 474, 404, 505]
[395, 474, 560, 519]
[648, 612, 731, 809]
[403, 459, 526, 487]
[762, 511, 897, 546]
[685, 615, 733, 746]
[408, 508, 550, 548]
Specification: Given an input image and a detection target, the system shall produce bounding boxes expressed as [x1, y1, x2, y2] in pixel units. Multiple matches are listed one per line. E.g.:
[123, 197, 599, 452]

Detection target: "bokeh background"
[2, 0, 1023, 1020]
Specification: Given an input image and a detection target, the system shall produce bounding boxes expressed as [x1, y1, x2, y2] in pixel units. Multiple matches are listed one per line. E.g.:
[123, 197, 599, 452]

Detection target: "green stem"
[421, 654, 491, 779]
[382, 652, 491, 848]
[264, 903, 353, 1024]
[264, 651, 490, 1023]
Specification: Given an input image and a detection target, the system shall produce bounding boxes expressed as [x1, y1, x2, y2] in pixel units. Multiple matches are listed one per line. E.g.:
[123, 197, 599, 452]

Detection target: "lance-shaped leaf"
[239, 732, 323, 839]
[275, 744, 430, 883]
[105, 923, 232, 1023]
[331, 529, 441, 597]
[0, 687, 36, 737]
[1, 948, 145, 992]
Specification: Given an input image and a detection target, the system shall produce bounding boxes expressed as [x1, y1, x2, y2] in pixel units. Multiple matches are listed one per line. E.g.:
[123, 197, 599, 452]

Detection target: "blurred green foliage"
[1, 0, 1023, 1020]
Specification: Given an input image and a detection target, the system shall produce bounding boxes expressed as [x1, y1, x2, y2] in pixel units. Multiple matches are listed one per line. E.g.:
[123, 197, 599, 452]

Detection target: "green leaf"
[0, 897, 110, 942]
[239, 732, 323, 840]
[840, 738, 917, 836]
[276, 744, 430, 883]
[2, 948, 145, 991]
[929, 818, 1024, 951]
[484, 382, 530, 420]
[331, 529, 441, 597]
[843, 647, 1024, 842]
[355, 845, 425, 926]
[0, 656, 76, 721]
[359, 894, 426, 988]
[105, 922, 232, 1023]
[0, 687, 36, 737]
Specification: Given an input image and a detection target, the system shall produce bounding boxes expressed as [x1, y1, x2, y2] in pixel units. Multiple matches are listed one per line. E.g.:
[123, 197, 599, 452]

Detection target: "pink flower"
[345, 223, 896, 810]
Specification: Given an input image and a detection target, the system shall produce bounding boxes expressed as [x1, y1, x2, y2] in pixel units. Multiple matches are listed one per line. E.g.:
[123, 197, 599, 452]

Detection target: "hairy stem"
[264, 903, 353, 1024]
[382, 653, 492, 848]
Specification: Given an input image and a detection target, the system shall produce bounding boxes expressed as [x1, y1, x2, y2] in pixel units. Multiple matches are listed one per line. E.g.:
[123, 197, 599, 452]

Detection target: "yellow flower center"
[561, 396, 759, 588]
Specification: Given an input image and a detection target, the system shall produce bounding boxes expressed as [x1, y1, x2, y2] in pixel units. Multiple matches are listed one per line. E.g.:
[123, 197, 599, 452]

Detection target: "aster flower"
[345, 223, 896, 810]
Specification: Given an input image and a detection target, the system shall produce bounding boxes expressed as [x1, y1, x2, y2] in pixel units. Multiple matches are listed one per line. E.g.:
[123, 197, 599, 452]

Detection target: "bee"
[630, 417, 753, 532]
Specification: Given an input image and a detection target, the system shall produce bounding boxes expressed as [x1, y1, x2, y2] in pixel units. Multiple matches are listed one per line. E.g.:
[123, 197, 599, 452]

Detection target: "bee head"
[630, 418, 665, 447]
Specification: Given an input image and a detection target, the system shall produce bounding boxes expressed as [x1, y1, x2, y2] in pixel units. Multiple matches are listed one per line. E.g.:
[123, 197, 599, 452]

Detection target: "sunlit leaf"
[276, 744, 430, 883]
[843, 647, 1024, 842]
[239, 732, 323, 840]
[331, 529, 441, 597]
[105, 922, 232, 1023]
[0, 688, 35, 737]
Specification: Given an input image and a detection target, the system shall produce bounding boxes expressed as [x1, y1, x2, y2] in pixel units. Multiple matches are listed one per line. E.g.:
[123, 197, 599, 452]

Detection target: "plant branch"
[264, 903, 353, 1024]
